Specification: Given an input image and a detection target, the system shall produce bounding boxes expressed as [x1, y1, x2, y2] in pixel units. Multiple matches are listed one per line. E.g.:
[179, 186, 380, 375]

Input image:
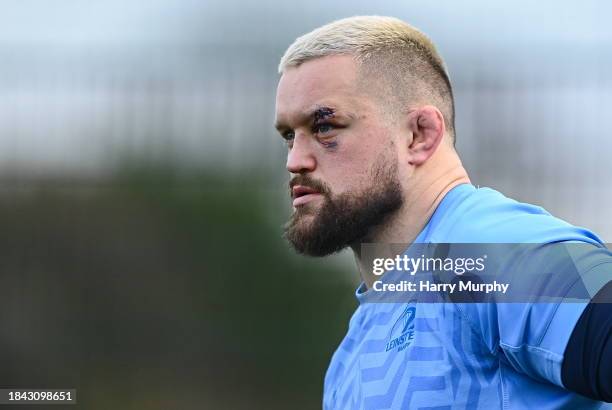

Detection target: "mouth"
[291, 185, 323, 207]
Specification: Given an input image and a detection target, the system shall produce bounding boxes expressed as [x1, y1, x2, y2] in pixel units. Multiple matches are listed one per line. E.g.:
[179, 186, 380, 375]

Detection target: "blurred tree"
[0, 165, 356, 409]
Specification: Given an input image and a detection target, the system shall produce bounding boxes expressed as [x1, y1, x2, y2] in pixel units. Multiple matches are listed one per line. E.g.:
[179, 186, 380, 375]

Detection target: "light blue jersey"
[323, 184, 612, 409]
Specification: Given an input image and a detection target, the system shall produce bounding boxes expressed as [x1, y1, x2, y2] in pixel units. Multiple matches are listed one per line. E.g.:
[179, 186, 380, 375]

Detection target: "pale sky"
[0, 0, 609, 49]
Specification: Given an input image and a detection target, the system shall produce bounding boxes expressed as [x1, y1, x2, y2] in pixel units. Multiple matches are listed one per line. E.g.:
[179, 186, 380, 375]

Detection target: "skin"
[275, 54, 470, 289]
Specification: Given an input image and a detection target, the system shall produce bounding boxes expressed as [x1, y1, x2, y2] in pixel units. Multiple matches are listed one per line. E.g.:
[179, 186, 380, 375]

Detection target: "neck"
[352, 145, 470, 289]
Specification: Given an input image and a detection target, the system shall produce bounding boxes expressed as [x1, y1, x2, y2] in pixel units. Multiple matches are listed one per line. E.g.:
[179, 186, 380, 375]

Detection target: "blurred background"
[0, 0, 610, 408]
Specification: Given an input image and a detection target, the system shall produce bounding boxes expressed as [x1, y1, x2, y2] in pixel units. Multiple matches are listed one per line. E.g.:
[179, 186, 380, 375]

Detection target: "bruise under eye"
[320, 140, 338, 149]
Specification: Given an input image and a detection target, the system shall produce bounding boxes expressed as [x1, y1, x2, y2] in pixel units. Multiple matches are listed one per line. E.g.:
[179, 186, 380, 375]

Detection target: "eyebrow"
[275, 105, 347, 132]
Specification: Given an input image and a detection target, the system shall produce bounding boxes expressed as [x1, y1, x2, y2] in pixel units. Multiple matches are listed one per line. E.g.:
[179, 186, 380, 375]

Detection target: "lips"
[291, 185, 322, 206]
[292, 185, 319, 198]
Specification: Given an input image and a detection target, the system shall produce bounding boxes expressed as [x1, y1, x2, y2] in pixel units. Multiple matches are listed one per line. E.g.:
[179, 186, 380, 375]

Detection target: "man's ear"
[406, 105, 446, 166]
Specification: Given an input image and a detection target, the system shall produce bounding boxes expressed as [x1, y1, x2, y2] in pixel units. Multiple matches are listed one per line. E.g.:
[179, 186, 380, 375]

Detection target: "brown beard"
[283, 150, 403, 256]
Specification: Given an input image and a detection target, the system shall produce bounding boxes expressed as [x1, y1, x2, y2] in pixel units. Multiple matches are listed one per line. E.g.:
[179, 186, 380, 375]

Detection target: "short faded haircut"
[279, 16, 456, 141]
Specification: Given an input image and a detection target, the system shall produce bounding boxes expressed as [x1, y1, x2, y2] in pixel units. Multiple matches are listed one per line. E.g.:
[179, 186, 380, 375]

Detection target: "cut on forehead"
[275, 102, 358, 132]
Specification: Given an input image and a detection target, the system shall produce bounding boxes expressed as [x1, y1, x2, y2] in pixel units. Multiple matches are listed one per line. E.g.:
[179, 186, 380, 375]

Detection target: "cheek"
[324, 149, 386, 194]
[348, 130, 392, 173]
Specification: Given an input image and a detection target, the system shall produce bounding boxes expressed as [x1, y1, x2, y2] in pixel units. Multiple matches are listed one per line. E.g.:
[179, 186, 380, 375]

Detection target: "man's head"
[275, 16, 455, 256]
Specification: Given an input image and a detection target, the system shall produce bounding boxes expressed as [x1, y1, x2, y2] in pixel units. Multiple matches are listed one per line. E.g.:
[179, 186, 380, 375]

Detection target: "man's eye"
[313, 123, 334, 134]
[282, 131, 295, 148]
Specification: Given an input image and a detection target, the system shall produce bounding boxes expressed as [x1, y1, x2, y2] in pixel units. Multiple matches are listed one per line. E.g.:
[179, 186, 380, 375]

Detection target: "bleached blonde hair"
[279, 16, 456, 139]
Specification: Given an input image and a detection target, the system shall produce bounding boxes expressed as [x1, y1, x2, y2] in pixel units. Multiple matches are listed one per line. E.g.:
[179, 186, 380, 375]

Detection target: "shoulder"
[430, 186, 602, 244]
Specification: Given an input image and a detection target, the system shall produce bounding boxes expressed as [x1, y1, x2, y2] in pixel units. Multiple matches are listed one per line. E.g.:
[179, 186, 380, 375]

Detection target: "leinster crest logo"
[385, 303, 416, 352]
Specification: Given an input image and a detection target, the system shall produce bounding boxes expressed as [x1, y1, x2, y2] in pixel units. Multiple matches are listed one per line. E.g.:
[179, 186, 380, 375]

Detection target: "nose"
[286, 134, 316, 174]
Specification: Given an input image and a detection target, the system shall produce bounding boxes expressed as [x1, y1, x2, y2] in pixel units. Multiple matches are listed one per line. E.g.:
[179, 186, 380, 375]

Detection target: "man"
[274, 16, 611, 409]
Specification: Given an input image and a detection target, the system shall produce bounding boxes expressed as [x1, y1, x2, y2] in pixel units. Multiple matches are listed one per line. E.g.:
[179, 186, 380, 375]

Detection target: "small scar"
[314, 107, 335, 122]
